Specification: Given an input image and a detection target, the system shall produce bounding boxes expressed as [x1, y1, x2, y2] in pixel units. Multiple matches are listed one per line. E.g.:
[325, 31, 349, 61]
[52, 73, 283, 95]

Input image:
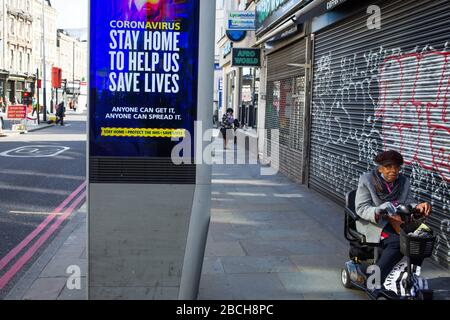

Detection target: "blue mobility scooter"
[341, 190, 436, 300]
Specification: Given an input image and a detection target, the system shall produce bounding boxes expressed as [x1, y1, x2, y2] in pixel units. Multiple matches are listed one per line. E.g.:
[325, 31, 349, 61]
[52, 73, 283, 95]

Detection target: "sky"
[51, 0, 88, 29]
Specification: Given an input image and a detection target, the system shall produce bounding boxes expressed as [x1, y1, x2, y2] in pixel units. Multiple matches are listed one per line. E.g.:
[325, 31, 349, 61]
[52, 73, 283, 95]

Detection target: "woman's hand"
[415, 202, 432, 217]
[387, 214, 404, 234]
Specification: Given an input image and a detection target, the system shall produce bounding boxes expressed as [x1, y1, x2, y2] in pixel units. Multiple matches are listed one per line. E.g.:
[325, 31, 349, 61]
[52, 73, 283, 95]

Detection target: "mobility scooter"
[341, 190, 436, 300]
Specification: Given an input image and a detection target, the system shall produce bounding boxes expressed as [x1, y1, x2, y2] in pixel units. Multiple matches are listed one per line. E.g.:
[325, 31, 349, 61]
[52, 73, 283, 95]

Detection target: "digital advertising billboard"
[90, 0, 200, 158]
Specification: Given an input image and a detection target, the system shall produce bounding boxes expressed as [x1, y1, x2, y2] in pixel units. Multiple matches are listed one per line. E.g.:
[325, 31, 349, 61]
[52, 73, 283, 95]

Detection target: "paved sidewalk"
[6, 134, 450, 300]
[198, 134, 450, 299]
[0, 111, 87, 137]
[0, 121, 54, 137]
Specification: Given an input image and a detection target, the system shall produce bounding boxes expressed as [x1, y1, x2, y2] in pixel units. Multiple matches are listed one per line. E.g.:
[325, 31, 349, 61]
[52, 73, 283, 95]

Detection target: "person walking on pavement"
[31, 97, 38, 116]
[220, 108, 235, 149]
[355, 150, 432, 286]
[0, 96, 5, 112]
[55, 101, 65, 126]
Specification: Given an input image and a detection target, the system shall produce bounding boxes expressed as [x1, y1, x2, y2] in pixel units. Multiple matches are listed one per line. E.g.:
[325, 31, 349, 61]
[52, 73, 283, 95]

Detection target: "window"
[10, 49, 14, 70]
[239, 68, 259, 128]
[226, 71, 236, 112]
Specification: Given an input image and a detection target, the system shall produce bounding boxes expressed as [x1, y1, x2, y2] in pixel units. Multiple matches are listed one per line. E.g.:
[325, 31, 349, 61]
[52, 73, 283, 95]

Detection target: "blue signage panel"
[227, 11, 256, 30]
[90, 0, 199, 157]
[226, 30, 247, 42]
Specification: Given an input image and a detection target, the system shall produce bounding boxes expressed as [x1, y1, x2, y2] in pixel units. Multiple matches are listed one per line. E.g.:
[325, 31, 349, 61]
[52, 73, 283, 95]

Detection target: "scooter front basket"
[400, 227, 435, 259]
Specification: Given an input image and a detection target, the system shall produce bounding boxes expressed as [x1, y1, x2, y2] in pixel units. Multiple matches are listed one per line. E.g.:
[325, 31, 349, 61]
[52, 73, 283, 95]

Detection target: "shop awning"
[294, 0, 349, 24]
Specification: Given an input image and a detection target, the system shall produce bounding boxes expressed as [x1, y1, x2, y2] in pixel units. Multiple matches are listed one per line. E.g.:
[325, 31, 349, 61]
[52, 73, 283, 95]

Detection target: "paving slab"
[239, 240, 332, 257]
[226, 273, 303, 300]
[220, 256, 300, 274]
[204, 241, 246, 257]
[22, 277, 67, 300]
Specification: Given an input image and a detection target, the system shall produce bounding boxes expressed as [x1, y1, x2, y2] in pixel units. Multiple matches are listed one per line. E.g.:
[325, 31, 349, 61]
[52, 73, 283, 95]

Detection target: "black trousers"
[56, 116, 64, 125]
[377, 224, 424, 284]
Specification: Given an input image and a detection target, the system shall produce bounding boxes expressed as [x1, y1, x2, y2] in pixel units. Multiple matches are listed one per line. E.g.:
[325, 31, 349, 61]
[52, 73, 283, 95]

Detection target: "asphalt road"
[0, 113, 86, 298]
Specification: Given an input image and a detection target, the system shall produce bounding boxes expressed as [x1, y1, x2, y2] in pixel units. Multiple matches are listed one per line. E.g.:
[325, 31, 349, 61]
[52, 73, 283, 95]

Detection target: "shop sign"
[232, 48, 261, 67]
[326, 0, 348, 10]
[7, 105, 27, 119]
[227, 11, 256, 30]
[256, 0, 306, 33]
[223, 41, 232, 58]
[226, 30, 247, 42]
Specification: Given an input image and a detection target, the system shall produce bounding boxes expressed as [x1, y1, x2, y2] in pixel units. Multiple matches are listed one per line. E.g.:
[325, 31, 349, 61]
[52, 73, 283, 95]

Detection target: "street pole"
[72, 41, 75, 107]
[41, 0, 47, 122]
[36, 68, 40, 124]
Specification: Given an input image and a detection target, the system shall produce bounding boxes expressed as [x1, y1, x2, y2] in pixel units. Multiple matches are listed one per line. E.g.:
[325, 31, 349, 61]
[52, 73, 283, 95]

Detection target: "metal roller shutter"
[267, 39, 306, 81]
[309, 0, 450, 268]
[265, 40, 307, 183]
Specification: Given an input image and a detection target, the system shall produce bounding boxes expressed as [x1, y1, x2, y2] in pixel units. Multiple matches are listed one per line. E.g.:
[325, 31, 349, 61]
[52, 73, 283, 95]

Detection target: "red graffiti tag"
[378, 51, 449, 182]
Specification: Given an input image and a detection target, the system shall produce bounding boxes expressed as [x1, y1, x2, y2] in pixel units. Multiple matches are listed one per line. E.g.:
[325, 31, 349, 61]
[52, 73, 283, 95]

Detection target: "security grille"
[264, 40, 307, 183]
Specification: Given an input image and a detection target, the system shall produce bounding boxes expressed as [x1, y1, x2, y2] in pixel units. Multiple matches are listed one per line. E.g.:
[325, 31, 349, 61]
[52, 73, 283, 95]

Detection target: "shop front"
[0, 71, 8, 110]
[4, 74, 36, 105]
[256, 0, 311, 184]
[232, 47, 261, 129]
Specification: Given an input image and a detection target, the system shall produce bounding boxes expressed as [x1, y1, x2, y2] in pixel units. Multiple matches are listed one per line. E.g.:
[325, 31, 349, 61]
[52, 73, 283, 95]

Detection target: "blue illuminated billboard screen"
[90, 0, 199, 157]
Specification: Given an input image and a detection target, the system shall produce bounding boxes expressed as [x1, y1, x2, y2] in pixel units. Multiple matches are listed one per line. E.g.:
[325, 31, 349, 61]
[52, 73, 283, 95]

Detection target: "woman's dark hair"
[374, 150, 404, 166]
[226, 108, 234, 113]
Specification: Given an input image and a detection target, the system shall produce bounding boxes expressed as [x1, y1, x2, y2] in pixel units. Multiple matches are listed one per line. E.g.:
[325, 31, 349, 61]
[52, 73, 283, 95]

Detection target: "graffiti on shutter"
[310, 0, 449, 267]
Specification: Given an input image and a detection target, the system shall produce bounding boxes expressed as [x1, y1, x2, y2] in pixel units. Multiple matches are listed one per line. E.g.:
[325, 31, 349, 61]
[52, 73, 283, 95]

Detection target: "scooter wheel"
[341, 268, 353, 288]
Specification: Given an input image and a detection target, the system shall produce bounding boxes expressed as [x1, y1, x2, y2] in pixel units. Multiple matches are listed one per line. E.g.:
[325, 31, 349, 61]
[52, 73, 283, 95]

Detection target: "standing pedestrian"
[31, 96, 38, 116]
[55, 102, 65, 126]
[0, 96, 5, 113]
[220, 108, 235, 149]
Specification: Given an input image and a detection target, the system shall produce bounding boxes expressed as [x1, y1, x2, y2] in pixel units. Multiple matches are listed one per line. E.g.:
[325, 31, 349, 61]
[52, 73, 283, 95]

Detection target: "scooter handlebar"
[379, 203, 423, 223]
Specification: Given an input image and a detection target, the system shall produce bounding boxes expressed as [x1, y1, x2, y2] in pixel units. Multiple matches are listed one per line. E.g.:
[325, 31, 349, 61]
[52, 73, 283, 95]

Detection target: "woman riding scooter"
[355, 150, 432, 287]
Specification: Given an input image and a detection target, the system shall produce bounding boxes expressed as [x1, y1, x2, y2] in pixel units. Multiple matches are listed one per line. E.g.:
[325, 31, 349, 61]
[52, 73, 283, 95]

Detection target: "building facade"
[213, 0, 226, 126]
[0, 0, 8, 102]
[1, 0, 34, 106]
[56, 29, 88, 112]
[0, 0, 64, 112]
[218, 0, 259, 124]
[32, 0, 57, 110]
